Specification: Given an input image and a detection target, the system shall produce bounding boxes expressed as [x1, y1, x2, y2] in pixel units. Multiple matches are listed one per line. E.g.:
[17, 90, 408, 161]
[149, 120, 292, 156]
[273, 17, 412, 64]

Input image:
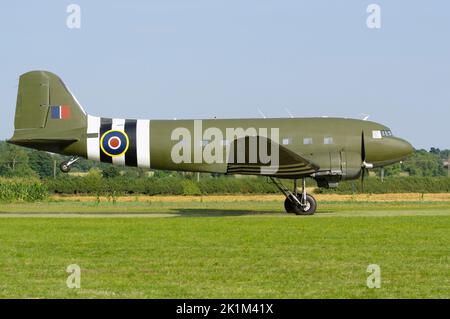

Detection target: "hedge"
[0, 178, 48, 202]
[44, 176, 280, 195]
[319, 177, 450, 194]
[42, 176, 450, 196]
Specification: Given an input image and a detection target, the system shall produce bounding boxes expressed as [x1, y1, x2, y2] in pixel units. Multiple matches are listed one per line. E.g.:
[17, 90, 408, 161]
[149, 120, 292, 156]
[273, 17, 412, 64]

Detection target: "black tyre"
[59, 162, 71, 173]
[284, 196, 299, 214]
[284, 194, 317, 215]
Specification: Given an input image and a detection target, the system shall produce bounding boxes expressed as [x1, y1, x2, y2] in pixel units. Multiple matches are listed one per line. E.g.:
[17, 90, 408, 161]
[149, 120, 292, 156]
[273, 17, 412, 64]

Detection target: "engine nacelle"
[313, 151, 363, 188]
[341, 151, 363, 180]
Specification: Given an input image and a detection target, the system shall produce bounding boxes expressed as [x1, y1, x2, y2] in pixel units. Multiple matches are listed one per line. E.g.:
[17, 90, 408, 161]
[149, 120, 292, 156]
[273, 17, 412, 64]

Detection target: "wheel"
[284, 196, 298, 214]
[59, 161, 71, 173]
[284, 194, 317, 215]
[296, 194, 317, 215]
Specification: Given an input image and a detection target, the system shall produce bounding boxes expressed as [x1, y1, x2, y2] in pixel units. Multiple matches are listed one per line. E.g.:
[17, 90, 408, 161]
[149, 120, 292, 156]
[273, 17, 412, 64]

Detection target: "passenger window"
[303, 137, 313, 145]
[324, 137, 333, 145]
[282, 137, 292, 145]
[372, 130, 382, 139]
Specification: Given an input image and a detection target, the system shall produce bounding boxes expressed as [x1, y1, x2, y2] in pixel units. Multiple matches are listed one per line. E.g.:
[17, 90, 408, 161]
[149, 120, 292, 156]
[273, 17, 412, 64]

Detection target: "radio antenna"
[257, 107, 267, 119]
[285, 107, 294, 118]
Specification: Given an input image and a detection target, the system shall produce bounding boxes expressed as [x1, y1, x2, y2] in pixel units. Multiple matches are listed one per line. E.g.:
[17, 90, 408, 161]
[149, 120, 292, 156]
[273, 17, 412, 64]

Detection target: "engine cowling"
[341, 151, 363, 181]
[313, 151, 363, 188]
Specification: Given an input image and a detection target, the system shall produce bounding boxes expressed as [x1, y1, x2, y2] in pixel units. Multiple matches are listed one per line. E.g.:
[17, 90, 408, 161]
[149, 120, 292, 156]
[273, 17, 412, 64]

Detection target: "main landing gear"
[59, 156, 80, 173]
[270, 177, 317, 215]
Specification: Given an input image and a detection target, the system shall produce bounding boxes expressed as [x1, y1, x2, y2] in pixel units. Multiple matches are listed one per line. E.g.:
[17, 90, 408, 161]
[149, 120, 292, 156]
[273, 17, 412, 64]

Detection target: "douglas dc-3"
[8, 71, 413, 215]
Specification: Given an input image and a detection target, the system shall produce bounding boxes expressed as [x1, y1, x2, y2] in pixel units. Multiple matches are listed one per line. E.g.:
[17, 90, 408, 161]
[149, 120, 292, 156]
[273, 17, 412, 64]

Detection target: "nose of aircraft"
[367, 136, 414, 165]
[393, 137, 414, 160]
[380, 137, 414, 163]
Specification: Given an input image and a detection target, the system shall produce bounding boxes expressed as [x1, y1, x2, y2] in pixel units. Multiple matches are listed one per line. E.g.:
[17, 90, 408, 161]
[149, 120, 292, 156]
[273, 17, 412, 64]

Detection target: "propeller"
[360, 132, 373, 193]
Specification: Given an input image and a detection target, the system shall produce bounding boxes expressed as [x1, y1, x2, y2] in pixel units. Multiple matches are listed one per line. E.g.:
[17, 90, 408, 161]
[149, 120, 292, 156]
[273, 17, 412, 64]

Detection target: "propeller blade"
[360, 131, 366, 193]
[361, 167, 365, 193]
[361, 131, 366, 163]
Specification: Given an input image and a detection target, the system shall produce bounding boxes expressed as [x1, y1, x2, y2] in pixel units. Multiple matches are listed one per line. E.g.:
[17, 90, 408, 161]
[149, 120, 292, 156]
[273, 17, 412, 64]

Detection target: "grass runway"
[0, 195, 449, 298]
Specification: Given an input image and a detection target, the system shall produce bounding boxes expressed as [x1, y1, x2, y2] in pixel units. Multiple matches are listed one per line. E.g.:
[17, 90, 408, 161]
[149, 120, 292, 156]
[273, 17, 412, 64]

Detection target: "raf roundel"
[100, 130, 129, 157]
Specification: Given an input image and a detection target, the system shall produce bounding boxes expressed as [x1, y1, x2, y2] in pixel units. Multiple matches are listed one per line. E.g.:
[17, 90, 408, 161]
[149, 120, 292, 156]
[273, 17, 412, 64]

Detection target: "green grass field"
[0, 198, 449, 298]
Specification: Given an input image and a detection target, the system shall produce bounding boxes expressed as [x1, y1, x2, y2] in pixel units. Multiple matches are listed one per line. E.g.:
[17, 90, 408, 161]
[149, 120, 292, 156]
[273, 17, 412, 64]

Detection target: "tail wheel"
[59, 162, 71, 173]
[284, 194, 317, 215]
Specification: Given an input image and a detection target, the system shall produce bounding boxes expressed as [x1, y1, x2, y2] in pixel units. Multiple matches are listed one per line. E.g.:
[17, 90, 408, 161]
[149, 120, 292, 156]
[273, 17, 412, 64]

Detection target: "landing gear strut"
[270, 177, 317, 215]
[60, 156, 79, 173]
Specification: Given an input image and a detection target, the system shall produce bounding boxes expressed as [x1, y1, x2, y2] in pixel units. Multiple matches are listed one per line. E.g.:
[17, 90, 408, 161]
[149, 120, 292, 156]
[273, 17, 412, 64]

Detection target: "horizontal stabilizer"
[8, 138, 78, 152]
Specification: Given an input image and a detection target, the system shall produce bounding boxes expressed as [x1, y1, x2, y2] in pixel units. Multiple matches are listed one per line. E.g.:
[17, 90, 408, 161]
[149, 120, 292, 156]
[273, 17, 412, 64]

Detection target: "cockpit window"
[373, 130, 393, 139]
[381, 130, 393, 137]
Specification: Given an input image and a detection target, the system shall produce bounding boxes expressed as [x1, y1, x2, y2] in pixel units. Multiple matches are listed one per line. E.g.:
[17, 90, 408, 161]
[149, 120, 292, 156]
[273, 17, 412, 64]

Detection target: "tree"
[28, 150, 54, 178]
[102, 165, 121, 178]
[429, 147, 440, 155]
[0, 142, 36, 177]
[402, 149, 445, 177]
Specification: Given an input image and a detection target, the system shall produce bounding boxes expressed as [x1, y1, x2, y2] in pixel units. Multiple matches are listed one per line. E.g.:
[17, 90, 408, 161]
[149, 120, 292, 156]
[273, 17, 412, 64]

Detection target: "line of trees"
[0, 140, 449, 180]
[0, 139, 449, 202]
[373, 148, 449, 177]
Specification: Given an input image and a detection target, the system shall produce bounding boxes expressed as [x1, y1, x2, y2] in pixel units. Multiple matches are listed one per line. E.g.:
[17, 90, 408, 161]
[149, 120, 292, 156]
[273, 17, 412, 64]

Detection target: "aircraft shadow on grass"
[167, 208, 335, 217]
[0, 209, 283, 217]
[0, 209, 335, 217]
[169, 208, 281, 217]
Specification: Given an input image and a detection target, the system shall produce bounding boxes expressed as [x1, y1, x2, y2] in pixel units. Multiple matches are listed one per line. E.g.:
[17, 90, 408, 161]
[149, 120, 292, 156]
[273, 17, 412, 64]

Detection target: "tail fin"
[9, 71, 87, 153]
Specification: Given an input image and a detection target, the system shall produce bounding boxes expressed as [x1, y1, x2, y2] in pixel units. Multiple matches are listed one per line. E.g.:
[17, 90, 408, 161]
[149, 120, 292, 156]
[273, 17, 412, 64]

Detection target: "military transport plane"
[8, 71, 413, 215]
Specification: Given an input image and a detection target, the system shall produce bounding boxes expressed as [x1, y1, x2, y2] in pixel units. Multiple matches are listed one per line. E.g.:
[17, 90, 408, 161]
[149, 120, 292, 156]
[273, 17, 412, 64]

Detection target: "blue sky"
[0, 0, 449, 149]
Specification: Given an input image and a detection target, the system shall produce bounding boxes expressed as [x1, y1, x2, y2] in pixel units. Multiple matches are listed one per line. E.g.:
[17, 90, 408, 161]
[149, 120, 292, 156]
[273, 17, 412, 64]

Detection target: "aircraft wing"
[226, 136, 319, 177]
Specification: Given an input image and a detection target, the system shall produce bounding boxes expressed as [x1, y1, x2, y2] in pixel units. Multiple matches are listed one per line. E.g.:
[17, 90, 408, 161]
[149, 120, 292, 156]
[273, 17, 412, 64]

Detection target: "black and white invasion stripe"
[86, 115, 150, 168]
